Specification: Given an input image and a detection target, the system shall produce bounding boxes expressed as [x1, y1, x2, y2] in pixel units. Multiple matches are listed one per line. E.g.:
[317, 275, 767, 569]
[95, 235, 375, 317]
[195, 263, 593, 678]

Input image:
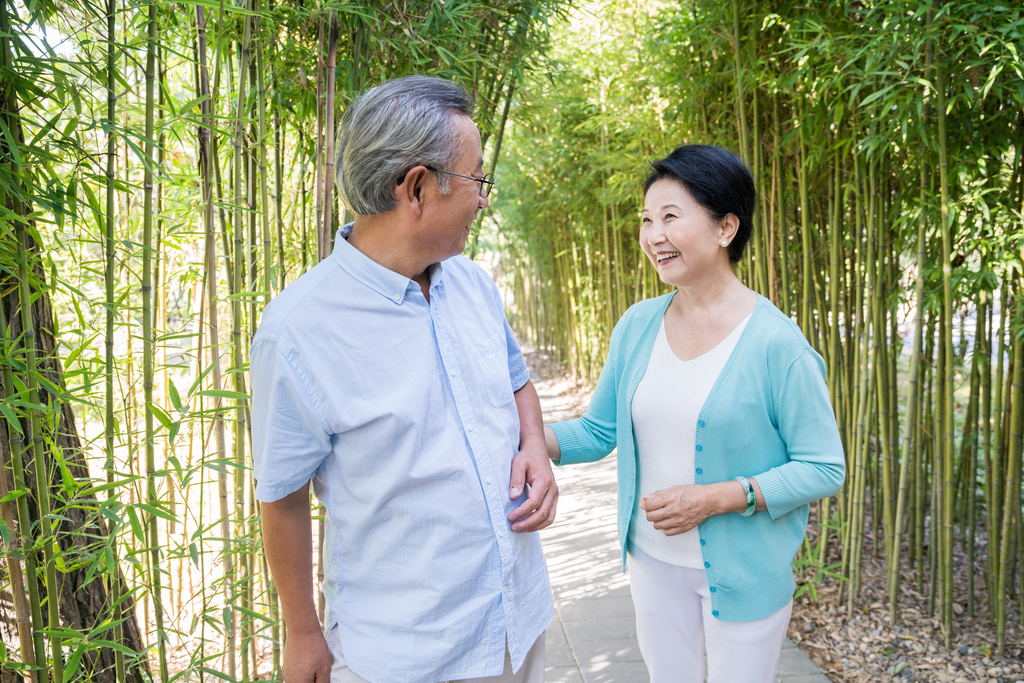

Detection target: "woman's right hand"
[543, 425, 561, 463]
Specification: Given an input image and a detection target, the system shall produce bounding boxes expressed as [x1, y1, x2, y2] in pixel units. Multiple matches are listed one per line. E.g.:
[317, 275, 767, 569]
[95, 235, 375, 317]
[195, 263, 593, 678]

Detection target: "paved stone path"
[531, 368, 831, 683]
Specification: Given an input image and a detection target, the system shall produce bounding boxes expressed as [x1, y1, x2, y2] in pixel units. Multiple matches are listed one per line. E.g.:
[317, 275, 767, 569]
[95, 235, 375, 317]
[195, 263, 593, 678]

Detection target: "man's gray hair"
[335, 75, 475, 216]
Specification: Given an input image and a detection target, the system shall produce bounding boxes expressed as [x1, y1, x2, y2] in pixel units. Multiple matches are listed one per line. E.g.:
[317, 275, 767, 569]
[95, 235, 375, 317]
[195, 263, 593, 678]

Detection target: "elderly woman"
[543, 144, 845, 683]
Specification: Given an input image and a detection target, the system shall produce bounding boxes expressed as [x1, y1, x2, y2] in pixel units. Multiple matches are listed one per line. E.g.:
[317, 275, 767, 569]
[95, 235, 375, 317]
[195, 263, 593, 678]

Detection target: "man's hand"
[262, 482, 332, 682]
[282, 627, 332, 683]
[508, 442, 559, 532]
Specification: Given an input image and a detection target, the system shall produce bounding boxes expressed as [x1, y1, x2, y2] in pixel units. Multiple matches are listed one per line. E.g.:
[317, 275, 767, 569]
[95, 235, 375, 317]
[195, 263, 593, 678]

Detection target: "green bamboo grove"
[498, 0, 1024, 658]
[1, 0, 1023, 681]
[0, 0, 563, 680]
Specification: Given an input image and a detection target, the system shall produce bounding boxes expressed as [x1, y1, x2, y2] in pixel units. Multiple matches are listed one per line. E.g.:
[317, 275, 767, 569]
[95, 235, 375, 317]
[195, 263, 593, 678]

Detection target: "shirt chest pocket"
[472, 334, 516, 408]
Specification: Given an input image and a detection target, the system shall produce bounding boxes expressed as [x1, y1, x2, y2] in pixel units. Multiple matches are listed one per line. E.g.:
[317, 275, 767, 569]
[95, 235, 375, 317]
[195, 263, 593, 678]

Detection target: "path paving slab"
[532, 367, 831, 683]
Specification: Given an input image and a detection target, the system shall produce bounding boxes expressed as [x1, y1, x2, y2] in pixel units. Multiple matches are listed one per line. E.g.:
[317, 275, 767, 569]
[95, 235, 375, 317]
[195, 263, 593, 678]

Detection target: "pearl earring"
[721, 241, 729, 247]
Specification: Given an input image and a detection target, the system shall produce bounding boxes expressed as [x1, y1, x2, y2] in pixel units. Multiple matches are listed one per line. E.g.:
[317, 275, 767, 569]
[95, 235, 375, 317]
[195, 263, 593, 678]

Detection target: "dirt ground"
[787, 531, 1023, 683]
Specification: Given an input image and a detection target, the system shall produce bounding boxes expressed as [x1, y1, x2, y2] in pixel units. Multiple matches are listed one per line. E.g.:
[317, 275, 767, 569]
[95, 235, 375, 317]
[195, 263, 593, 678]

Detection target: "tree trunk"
[0, 245, 150, 683]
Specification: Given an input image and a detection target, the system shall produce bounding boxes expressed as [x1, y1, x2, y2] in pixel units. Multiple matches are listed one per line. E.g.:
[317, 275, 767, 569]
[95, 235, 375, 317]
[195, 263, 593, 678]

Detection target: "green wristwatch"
[734, 476, 756, 516]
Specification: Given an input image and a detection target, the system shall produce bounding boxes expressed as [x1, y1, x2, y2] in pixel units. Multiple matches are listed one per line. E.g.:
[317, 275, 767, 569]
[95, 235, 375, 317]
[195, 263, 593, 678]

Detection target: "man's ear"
[396, 166, 430, 218]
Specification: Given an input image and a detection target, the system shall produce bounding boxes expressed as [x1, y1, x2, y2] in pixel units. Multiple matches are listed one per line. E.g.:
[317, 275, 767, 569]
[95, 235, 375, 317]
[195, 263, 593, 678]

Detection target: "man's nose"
[478, 193, 490, 211]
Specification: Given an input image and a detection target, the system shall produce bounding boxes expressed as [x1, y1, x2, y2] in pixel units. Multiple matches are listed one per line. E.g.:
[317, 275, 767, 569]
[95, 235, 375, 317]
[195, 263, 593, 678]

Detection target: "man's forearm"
[261, 482, 322, 636]
[514, 380, 545, 450]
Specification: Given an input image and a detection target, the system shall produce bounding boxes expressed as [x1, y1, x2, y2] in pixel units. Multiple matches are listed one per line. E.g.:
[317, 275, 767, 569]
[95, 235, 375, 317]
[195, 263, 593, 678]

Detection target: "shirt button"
[700, 539, 706, 546]
[449, 369, 456, 377]
[695, 445, 703, 452]
[712, 610, 720, 617]
[710, 586, 716, 593]
[467, 424, 474, 432]
[704, 561, 710, 568]
[698, 420, 705, 428]
[695, 467, 703, 475]
[486, 476, 492, 483]
[393, 293, 401, 302]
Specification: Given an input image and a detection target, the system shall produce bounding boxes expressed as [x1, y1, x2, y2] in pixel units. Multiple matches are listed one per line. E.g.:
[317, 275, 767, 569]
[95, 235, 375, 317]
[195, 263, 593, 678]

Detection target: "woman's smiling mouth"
[656, 251, 680, 265]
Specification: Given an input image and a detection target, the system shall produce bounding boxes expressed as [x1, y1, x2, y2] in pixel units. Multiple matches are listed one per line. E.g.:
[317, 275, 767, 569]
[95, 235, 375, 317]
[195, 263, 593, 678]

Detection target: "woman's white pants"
[627, 545, 793, 683]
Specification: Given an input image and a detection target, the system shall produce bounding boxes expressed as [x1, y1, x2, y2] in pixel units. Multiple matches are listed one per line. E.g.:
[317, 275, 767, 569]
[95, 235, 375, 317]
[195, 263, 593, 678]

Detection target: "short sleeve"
[250, 338, 333, 502]
[504, 318, 529, 391]
[487, 276, 529, 391]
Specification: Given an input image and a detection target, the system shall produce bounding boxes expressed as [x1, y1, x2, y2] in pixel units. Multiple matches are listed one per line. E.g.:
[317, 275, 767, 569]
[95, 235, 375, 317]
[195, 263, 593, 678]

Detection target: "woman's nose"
[647, 223, 666, 245]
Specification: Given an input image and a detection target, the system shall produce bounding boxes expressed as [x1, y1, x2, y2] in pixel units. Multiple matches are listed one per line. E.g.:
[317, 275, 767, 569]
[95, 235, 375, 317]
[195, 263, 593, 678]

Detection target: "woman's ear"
[719, 213, 740, 243]
[396, 166, 430, 217]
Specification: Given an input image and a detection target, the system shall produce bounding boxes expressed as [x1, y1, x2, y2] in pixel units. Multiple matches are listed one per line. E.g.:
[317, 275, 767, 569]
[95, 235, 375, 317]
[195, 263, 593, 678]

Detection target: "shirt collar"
[332, 222, 426, 305]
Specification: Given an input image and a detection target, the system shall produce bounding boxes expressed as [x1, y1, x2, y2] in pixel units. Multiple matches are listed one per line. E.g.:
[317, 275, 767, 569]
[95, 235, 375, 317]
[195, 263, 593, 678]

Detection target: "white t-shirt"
[629, 312, 752, 568]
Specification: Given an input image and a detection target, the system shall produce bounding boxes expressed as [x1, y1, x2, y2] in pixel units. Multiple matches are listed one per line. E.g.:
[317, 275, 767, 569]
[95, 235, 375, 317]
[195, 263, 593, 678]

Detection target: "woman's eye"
[641, 217, 651, 225]
[664, 213, 676, 220]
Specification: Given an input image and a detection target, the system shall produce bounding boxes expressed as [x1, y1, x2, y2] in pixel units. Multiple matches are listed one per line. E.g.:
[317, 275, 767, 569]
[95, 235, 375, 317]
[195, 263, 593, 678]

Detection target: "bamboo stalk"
[0, 302, 39, 683]
[731, 0, 749, 166]
[964, 296, 984, 616]
[321, 11, 339, 259]
[935, 54, 955, 647]
[105, 0, 127, 677]
[798, 119, 812, 339]
[869, 158, 895, 566]
[0, 5, 44, 679]
[142, 0, 170, 676]
[16, 209, 63, 683]
[773, 95, 791, 317]
[229, 7, 254, 679]
[997, 282, 1022, 656]
[887, 162, 927, 624]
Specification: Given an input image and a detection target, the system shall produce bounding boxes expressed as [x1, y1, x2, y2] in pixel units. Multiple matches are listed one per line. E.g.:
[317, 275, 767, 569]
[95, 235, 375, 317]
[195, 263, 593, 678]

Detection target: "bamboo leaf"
[125, 505, 146, 544]
[62, 644, 87, 683]
[168, 379, 183, 411]
[149, 401, 174, 429]
[0, 488, 28, 503]
[198, 666, 237, 683]
[0, 402, 24, 434]
[0, 117, 22, 169]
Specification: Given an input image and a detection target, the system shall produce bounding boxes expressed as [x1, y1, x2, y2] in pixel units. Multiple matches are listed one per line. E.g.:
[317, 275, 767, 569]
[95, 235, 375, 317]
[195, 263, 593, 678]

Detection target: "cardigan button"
[700, 539, 706, 546]
[695, 467, 703, 475]
[704, 561, 710, 568]
[710, 586, 716, 593]
[695, 445, 703, 452]
[698, 420, 705, 428]
[712, 610, 720, 617]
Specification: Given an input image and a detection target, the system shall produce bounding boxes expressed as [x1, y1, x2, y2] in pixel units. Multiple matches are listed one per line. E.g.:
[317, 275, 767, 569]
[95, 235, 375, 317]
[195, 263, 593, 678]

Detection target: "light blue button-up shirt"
[250, 225, 552, 683]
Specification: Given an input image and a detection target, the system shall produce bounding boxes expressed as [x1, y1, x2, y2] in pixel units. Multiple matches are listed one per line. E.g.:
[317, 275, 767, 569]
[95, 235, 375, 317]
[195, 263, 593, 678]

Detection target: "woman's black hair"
[643, 144, 756, 264]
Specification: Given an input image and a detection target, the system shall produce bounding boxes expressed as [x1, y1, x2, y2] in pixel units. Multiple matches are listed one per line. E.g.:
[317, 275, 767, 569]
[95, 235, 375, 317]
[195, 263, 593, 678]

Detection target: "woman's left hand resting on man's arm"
[640, 479, 767, 536]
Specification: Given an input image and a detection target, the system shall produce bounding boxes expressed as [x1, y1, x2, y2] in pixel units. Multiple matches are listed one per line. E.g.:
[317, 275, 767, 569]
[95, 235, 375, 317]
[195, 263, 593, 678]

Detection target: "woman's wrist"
[699, 481, 745, 516]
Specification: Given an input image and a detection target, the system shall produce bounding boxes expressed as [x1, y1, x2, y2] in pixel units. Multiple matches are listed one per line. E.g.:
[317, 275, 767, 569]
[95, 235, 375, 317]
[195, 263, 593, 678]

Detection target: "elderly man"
[251, 75, 556, 683]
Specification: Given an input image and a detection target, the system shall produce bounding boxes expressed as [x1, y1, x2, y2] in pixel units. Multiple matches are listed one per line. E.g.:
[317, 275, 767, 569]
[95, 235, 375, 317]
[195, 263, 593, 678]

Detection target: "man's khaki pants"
[326, 626, 546, 683]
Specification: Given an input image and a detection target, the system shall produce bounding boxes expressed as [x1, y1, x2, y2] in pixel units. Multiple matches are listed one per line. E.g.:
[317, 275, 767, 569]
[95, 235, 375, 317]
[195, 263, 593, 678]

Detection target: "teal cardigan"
[549, 293, 845, 623]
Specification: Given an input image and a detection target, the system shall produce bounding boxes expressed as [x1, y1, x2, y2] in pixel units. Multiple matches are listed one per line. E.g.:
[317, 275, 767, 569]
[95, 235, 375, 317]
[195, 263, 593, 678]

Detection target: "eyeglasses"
[425, 166, 496, 198]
